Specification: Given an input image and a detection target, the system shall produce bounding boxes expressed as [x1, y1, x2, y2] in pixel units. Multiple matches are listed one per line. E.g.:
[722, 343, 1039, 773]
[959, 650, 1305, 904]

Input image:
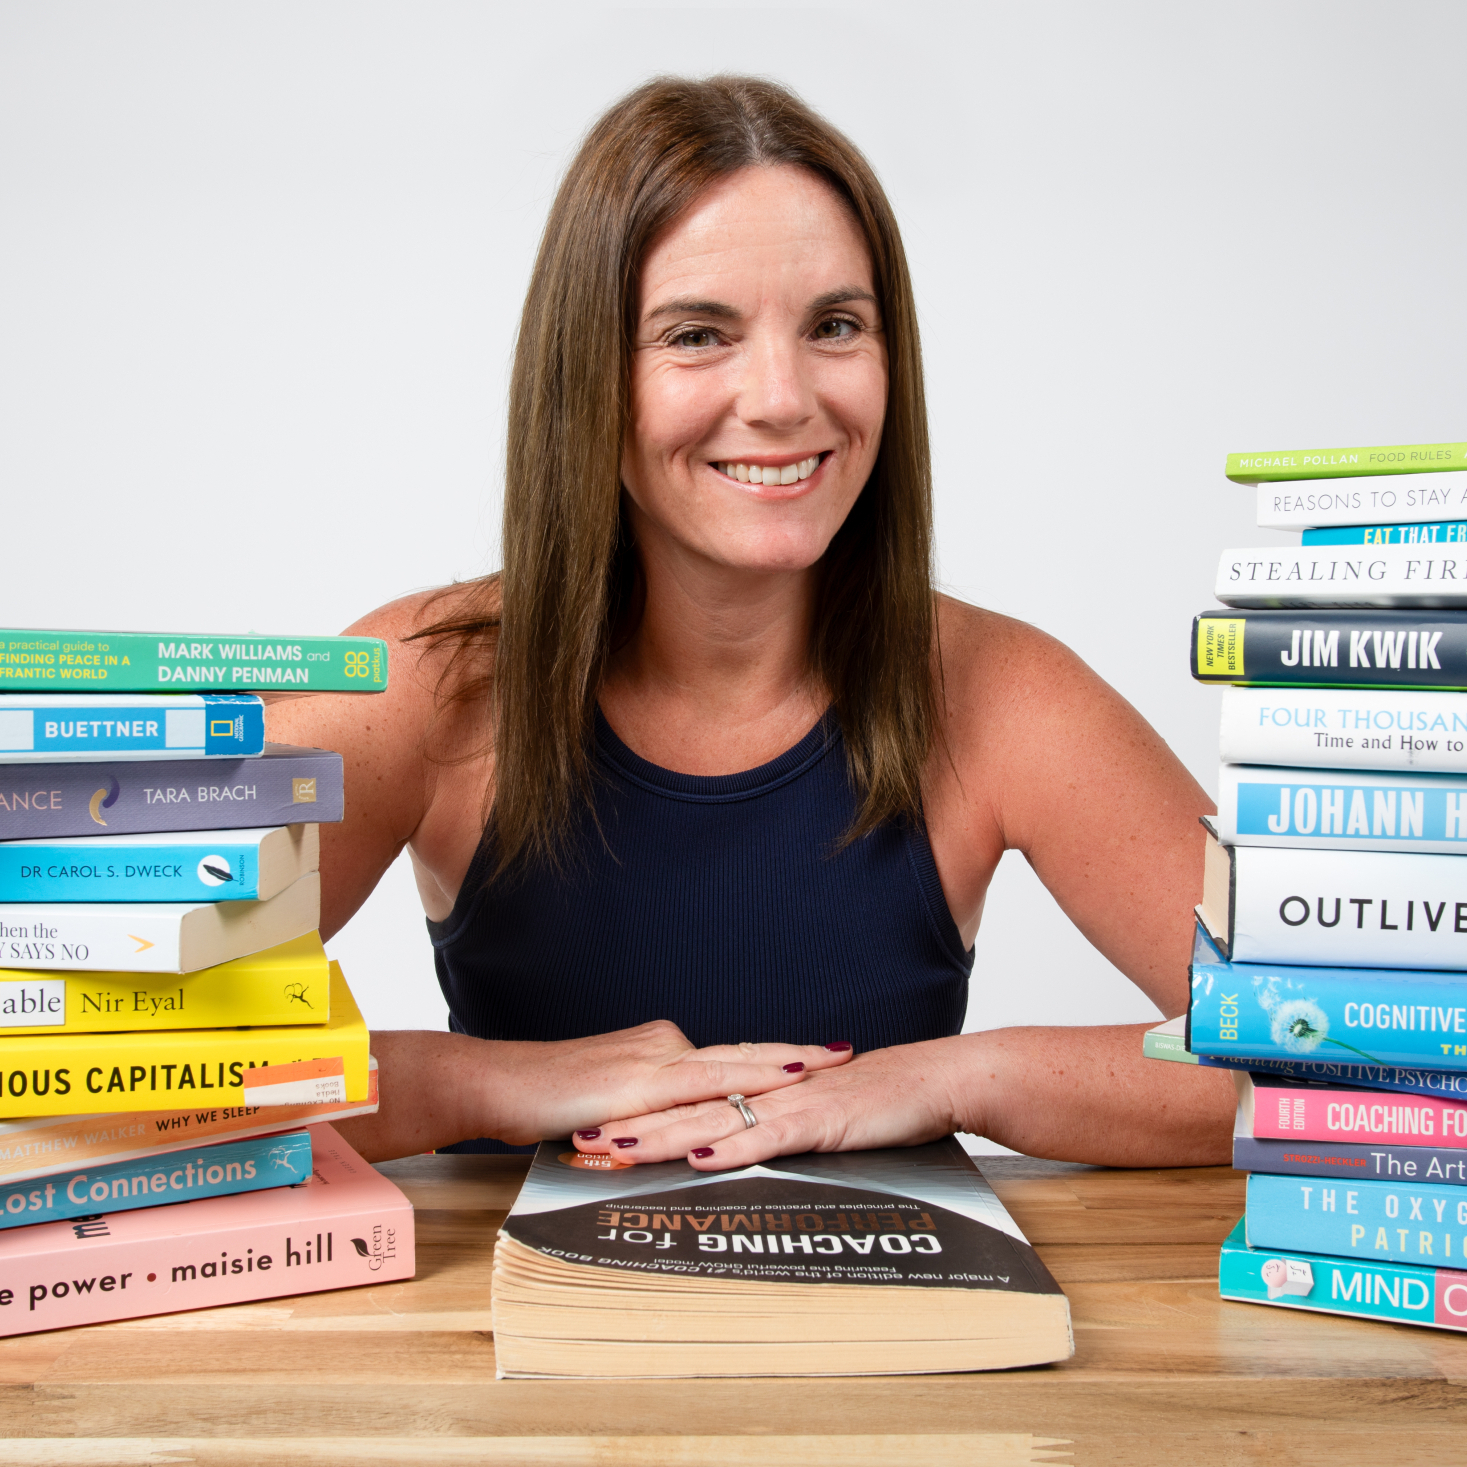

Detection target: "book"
[1216, 545, 1467, 610]
[1227, 442, 1467, 483]
[1189, 926, 1467, 1071]
[1193, 609, 1467, 689]
[0, 1057, 377, 1186]
[0, 630, 387, 694]
[1304, 522, 1467, 547]
[0, 960, 369, 1117]
[1235, 1069, 1467, 1151]
[0, 932, 331, 1035]
[0, 743, 342, 841]
[1245, 1170, 1467, 1268]
[1257, 478, 1467, 531]
[0, 1123, 413, 1338]
[0, 824, 318, 903]
[1217, 687, 1467, 772]
[1234, 1131, 1467, 1187]
[0, 695, 263, 763]
[1197, 827, 1467, 969]
[1218, 1217, 1467, 1333]
[1214, 766, 1467, 854]
[491, 1138, 1073, 1378]
[0, 1128, 312, 1231]
[0, 870, 319, 973]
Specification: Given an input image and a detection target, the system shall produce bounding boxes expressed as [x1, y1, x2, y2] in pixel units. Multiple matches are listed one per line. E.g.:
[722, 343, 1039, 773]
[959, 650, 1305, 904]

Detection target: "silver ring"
[727, 1093, 757, 1129]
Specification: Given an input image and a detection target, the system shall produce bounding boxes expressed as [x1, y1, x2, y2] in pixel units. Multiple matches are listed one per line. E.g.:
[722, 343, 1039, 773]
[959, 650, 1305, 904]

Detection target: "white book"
[1257, 474, 1467, 531]
[1217, 545, 1467, 609]
[1219, 688, 1467, 773]
[1215, 766, 1467, 855]
[0, 871, 319, 973]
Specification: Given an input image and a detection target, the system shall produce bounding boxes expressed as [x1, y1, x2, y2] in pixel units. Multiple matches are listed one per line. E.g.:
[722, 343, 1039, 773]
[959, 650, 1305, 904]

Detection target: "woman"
[271, 75, 1235, 1168]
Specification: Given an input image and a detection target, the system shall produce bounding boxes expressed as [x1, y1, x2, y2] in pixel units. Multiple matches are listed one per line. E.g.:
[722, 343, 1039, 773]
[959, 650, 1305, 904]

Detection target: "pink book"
[1246, 1075, 1467, 1148]
[0, 1123, 412, 1337]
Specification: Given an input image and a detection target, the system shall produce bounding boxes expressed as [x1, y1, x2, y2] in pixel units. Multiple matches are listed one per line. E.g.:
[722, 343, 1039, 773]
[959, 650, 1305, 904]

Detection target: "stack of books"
[0, 627, 413, 1335]
[1148, 440, 1467, 1333]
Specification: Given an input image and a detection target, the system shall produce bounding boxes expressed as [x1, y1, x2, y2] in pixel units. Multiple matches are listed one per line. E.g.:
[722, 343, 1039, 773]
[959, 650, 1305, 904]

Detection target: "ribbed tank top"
[427, 709, 974, 1151]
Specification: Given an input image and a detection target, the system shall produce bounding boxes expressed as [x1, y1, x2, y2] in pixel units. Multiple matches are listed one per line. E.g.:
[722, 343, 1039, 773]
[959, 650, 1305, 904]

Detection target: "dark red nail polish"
[692, 1147, 714, 1158]
[613, 1136, 638, 1149]
[783, 1062, 805, 1073]
[576, 1129, 601, 1140]
[824, 1041, 852, 1052]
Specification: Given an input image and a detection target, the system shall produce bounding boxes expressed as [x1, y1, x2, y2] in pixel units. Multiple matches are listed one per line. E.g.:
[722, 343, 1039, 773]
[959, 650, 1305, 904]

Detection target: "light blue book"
[1303, 522, 1467, 546]
[0, 695, 263, 763]
[0, 1129, 311, 1230]
[0, 825, 318, 903]
[1246, 1171, 1467, 1269]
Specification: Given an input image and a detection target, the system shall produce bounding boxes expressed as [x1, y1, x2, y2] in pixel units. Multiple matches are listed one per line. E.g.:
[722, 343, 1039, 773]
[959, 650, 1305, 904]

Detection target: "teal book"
[0, 695, 262, 763]
[1218, 1218, 1467, 1333]
[1227, 442, 1467, 483]
[0, 631, 387, 693]
[0, 1129, 312, 1231]
[1304, 522, 1467, 547]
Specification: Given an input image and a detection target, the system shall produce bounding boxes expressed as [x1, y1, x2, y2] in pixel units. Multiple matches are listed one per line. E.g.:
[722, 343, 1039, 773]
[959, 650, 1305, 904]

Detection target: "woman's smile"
[711, 452, 828, 494]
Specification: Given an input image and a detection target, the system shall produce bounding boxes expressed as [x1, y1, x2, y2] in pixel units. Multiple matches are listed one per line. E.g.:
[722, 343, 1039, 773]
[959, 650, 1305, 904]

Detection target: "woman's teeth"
[716, 457, 820, 486]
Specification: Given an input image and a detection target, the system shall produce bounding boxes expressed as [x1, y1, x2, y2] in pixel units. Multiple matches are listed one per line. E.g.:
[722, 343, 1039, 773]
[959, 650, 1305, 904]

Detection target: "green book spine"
[1226, 443, 1467, 484]
[0, 632, 387, 694]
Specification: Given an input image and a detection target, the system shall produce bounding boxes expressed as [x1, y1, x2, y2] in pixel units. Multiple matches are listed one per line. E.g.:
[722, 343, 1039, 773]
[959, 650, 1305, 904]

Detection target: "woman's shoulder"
[934, 594, 1097, 709]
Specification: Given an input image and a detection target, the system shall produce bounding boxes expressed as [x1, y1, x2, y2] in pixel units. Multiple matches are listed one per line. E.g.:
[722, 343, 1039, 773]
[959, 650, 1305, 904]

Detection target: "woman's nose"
[736, 332, 815, 432]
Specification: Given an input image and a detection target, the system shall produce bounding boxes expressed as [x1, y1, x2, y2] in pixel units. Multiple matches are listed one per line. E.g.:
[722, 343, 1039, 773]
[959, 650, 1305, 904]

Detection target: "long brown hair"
[416, 75, 937, 873]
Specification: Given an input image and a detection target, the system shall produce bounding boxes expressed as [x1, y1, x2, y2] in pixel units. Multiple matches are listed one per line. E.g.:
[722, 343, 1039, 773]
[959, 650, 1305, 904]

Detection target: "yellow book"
[0, 933, 331, 1036]
[0, 962, 367, 1117]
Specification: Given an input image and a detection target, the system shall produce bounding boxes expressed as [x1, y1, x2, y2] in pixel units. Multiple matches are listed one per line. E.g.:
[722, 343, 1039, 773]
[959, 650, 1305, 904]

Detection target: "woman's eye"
[812, 317, 859, 341]
[671, 328, 721, 349]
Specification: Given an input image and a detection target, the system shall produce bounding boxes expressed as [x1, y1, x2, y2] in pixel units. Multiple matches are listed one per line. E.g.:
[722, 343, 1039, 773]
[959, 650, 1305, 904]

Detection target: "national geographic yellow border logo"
[1197, 618, 1245, 678]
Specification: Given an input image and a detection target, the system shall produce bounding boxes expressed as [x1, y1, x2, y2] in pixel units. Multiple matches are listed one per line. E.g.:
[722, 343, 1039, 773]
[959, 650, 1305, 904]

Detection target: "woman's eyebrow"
[644, 296, 740, 321]
[809, 286, 877, 309]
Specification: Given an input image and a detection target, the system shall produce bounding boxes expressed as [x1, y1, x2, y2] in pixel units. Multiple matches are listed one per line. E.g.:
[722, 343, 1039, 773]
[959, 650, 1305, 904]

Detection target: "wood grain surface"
[1, 1153, 1463, 1465]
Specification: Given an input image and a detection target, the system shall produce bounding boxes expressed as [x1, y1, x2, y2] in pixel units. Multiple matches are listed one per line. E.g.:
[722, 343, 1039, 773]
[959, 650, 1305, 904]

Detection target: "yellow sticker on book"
[1197, 617, 1245, 677]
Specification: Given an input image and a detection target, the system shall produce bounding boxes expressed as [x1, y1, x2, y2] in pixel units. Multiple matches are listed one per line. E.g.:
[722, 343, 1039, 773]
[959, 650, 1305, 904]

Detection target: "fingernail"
[575, 1129, 601, 1140]
[692, 1147, 714, 1159]
[824, 1041, 852, 1052]
[782, 1061, 806, 1073]
[613, 1136, 638, 1149]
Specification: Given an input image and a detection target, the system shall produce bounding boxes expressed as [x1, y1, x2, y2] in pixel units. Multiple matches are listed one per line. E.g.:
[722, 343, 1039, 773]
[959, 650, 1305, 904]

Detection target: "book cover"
[0, 824, 318, 903]
[0, 695, 263, 763]
[1215, 765, 1467, 854]
[1193, 609, 1467, 689]
[0, 1123, 413, 1338]
[0, 932, 331, 1035]
[0, 630, 387, 694]
[1198, 831, 1467, 970]
[1217, 687, 1467, 772]
[1227, 442, 1467, 484]
[1216, 545, 1467, 611]
[0, 1057, 377, 1186]
[1304, 522, 1467, 547]
[1218, 1217, 1467, 1333]
[1246, 1170, 1467, 1268]
[0, 1128, 312, 1231]
[1236, 1070, 1467, 1150]
[1257, 478, 1467, 531]
[0, 960, 369, 1117]
[0, 870, 319, 973]
[0, 743, 342, 842]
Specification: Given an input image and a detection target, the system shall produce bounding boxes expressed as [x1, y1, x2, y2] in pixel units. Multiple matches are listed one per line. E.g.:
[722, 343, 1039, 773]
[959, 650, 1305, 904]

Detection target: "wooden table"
[1, 1154, 1463, 1465]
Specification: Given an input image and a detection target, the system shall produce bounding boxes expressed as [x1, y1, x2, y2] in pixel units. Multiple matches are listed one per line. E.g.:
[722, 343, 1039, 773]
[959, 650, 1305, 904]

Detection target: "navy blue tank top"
[427, 710, 973, 1151]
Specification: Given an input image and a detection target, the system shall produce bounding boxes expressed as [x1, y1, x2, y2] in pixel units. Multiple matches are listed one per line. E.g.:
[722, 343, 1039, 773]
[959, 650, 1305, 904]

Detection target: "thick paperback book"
[1226, 442, 1467, 484]
[1214, 766, 1467, 854]
[0, 961, 369, 1117]
[1215, 545, 1467, 610]
[1235, 1069, 1467, 1151]
[1235, 1132, 1467, 1187]
[1193, 610, 1467, 689]
[1256, 478, 1467, 531]
[0, 1123, 412, 1338]
[0, 824, 318, 903]
[0, 630, 387, 694]
[1217, 687, 1467, 773]
[493, 1138, 1072, 1378]
[1218, 1218, 1467, 1333]
[0, 743, 342, 841]
[0, 1128, 312, 1231]
[1304, 522, 1467, 547]
[0, 695, 263, 763]
[0, 870, 319, 973]
[0, 932, 331, 1035]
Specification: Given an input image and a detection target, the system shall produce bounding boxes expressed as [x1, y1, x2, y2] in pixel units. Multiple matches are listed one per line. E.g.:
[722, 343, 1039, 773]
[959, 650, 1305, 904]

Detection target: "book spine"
[1199, 1051, 1467, 1099]
[1227, 443, 1467, 483]
[1218, 687, 1467, 771]
[1234, 1134, 1467, 1187]
[1218, 1219, 1467, 1332]
[0, 745, 343, 841]
[0, 696, 264, 762]
[1248, 1080, 1467, 1148]
[0, 632, 388, 693]
[0, 1129, 312, 1230]
[1246, 1170, 1467, 1267]
[1257, 478, 1467, 528]
[1216, 545, 1467, 610]
[0, 837, 265, 902]
[1217, 764, 1467, 853]
[1193, 610, 1467, 689]
[1304, 522, 1467, 547]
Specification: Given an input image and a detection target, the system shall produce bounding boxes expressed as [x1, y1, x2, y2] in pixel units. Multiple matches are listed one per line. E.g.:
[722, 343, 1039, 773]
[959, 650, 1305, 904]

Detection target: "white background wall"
[4, 3, 1465, 1127]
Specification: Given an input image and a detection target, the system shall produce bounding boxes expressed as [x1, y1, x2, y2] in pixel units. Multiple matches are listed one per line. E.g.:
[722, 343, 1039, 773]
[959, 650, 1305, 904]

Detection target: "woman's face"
[622, 165, 888, 578]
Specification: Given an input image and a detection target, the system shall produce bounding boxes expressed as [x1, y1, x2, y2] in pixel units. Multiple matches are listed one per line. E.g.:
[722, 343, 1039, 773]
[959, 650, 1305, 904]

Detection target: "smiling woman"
[265, 75, 1235, 1169]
